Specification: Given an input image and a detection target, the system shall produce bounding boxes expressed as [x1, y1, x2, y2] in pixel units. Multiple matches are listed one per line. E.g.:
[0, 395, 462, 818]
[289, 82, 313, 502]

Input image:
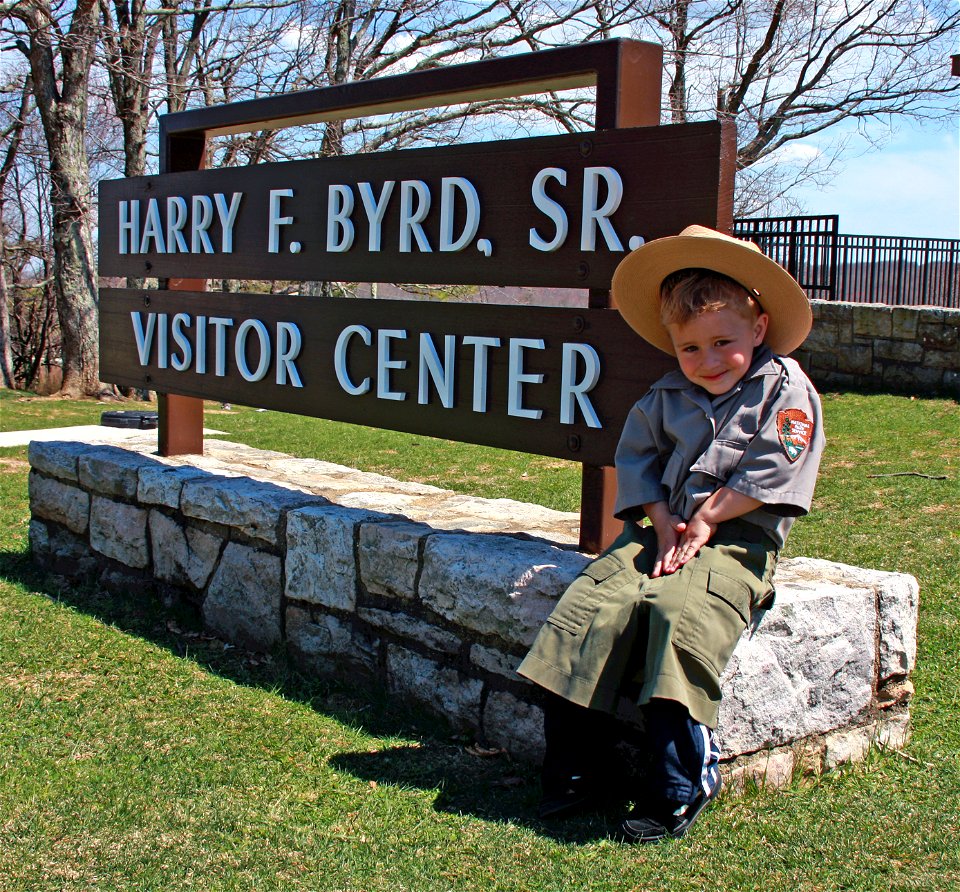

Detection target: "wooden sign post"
[100, 39, 735, 553]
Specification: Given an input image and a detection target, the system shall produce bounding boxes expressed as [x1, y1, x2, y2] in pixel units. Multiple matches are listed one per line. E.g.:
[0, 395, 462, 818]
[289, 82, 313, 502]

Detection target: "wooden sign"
[99, 121, 726, 290]
[99, 288, 674, 466]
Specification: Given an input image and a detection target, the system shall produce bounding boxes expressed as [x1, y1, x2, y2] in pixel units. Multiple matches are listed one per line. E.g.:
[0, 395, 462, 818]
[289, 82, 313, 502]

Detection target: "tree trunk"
[16, 0, 101, 397]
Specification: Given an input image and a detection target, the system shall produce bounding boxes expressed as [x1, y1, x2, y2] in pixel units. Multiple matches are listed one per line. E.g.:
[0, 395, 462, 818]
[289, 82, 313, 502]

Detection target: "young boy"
[518, 225, 825, 843]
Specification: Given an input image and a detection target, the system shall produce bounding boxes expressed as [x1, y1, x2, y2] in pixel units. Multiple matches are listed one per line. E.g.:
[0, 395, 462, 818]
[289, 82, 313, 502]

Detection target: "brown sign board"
[99, 121, 727, 290]
[100, 288, 674, 466]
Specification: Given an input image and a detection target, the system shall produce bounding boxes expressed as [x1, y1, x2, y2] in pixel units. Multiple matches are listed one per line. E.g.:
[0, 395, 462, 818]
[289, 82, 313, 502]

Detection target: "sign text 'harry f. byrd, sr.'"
[98, 121, 728, 290]
[99, 289, 674, 466]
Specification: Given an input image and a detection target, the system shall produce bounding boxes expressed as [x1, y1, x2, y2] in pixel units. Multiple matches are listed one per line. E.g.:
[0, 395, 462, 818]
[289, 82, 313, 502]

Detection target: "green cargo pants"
[517, 520, 778, 728]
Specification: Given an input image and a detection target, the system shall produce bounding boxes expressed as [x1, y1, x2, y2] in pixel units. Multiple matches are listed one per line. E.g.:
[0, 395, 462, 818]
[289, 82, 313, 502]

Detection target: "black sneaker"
[615, 776, 722, 843]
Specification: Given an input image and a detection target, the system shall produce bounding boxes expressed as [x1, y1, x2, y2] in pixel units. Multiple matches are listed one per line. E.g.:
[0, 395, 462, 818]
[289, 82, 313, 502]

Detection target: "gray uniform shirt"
[614, 346, 825, 548]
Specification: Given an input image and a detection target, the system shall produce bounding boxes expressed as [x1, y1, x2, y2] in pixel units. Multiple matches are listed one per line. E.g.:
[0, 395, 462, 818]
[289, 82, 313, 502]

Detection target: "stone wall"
[27, 437, 918, 786]
[799, 302, 960, 396]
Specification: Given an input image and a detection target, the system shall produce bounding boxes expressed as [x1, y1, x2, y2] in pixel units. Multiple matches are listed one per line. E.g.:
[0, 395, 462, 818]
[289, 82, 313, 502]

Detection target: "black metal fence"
[733, 215, 960, 308]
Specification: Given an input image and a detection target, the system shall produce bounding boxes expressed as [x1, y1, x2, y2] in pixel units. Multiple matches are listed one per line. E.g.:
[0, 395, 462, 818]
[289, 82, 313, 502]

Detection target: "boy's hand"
[642, 501, 687, 578]
[665, 514, 717, 573]
[665, 487, 765, 573]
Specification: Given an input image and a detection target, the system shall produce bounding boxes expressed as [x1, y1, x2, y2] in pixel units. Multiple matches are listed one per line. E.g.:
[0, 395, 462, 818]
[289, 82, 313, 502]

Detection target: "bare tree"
[2, 0, 102, 397]
[0, 73, 33, 387]
[525, 0, 960, 214]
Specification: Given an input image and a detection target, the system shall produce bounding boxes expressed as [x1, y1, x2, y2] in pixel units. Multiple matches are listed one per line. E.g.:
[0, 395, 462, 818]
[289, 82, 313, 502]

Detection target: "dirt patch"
[0, 457, 30, 472]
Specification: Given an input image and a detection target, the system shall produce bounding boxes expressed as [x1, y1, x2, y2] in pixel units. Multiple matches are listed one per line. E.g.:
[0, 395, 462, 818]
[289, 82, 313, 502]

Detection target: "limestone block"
[29, 473, 89, 534]
[181, 475, 320, 544]
[882, 363, 947, 392]
[285, 605, 376, 675]
[357, 607, 461, 654]
[338, 490, 431, 516]
[386, 645, 483, 730]
[725, 749, 796, 792]
[27, 440, 95, 482]
[718, 569, 877, 756]
[89, 496, 149, 568]
[921, 348, 959, 370]
[470, 643, 525, 682]
[891, 307, 920, 340]
[79, 448, 154, 500]
[286, 505, 381, 610]
[822, 724, 873, 771]
[439, 495, 580, 542]
[419, 533, 590, 649]
[139, 465, 207, 509]
[834, 343, 873, 375]
[852, 304, 892, 338]
[919, 321, 958, 350]
[873, 339, 924, 363]
[483, 690, 545, 761]
[875, 711, 911, 750]
[203, 542, 282, 651]
[800, 321, 838, 351]
[150, 511, 222, 589]
[29, 519, 99, 580]
[358, 521, 429, 600]
[786, 557, 918, 682]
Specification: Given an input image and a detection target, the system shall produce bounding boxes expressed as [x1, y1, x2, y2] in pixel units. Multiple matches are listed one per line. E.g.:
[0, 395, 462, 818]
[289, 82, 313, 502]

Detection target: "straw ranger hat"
[611, 225, 813, 356]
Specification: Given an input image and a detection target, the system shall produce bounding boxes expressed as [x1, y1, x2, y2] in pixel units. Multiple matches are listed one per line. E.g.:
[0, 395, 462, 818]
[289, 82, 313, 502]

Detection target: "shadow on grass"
[0, 547, 626, 844]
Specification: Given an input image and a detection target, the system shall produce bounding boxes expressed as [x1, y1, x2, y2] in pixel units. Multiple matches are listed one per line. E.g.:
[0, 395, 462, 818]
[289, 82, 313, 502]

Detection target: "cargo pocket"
[673, 568, 752, 676]
[545, 552, 625, 635]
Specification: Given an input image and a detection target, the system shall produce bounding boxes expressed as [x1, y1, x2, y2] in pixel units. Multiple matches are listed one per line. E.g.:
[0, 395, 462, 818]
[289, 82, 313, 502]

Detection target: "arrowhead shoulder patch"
[777, 408, 814, 462]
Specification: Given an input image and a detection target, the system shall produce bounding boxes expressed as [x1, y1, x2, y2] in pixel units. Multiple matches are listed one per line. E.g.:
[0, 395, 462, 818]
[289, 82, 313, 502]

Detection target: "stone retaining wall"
[27, 437, 918, 786]
[800, 302, 960, 396]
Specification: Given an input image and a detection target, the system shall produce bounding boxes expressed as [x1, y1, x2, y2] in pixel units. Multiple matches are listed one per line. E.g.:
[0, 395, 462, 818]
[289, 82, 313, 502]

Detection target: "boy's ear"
[753, 312, 770, 346]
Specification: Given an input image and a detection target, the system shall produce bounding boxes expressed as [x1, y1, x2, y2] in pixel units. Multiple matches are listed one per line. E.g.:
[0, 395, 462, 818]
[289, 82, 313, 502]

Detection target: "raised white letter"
[119, 200, 139, 255]
[334, 325, 371, 395]
[215, 192, 243, 253]
[358, 181, 395, 251]
[418, 333, 456, 407]
[166, 197, 189, 253]
[139, 198, 166, 254]
[276, 322, 303, 387]
[327, 185, 355, 253]
[439, 177, 480, 252]
[209, 316, 234, 376]
[268, 189, 294, 253]
[377, 329, 408, 400]
[236, 319, 271, 382]
[560, 343, 602, 428]
[170, 313, 193, 372]
[581, 167, 624, 251]
[399, 181, 431, 253]
[131, 311, 155, 365]
[462, 335, 500, 413]
[195, 315, 207, 373]
[191, 195, 215, 253]
[529, 168, 568, 252]
[508, 338, 545, 420]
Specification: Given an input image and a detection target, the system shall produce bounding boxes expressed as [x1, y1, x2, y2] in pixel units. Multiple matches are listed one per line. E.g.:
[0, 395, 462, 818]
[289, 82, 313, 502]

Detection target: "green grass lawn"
[0, 389, 958, 890]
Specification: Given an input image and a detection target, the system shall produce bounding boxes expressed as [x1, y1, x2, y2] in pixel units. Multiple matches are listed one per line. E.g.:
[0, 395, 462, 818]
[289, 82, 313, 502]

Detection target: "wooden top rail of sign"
[127, 38, 734, 553]
[159, 39, 662, 166]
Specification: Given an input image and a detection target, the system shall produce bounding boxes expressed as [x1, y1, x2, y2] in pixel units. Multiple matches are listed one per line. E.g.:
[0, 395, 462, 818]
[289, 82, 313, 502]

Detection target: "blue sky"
[788, 116, 959, 240]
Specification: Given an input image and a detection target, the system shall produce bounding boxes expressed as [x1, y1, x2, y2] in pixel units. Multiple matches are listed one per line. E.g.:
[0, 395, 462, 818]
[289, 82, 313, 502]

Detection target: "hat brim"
[611, 233, 812, 356]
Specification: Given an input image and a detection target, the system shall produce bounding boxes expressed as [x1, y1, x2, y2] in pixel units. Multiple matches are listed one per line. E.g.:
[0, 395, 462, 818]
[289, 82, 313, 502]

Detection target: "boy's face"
[666, 307, 769, 396]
